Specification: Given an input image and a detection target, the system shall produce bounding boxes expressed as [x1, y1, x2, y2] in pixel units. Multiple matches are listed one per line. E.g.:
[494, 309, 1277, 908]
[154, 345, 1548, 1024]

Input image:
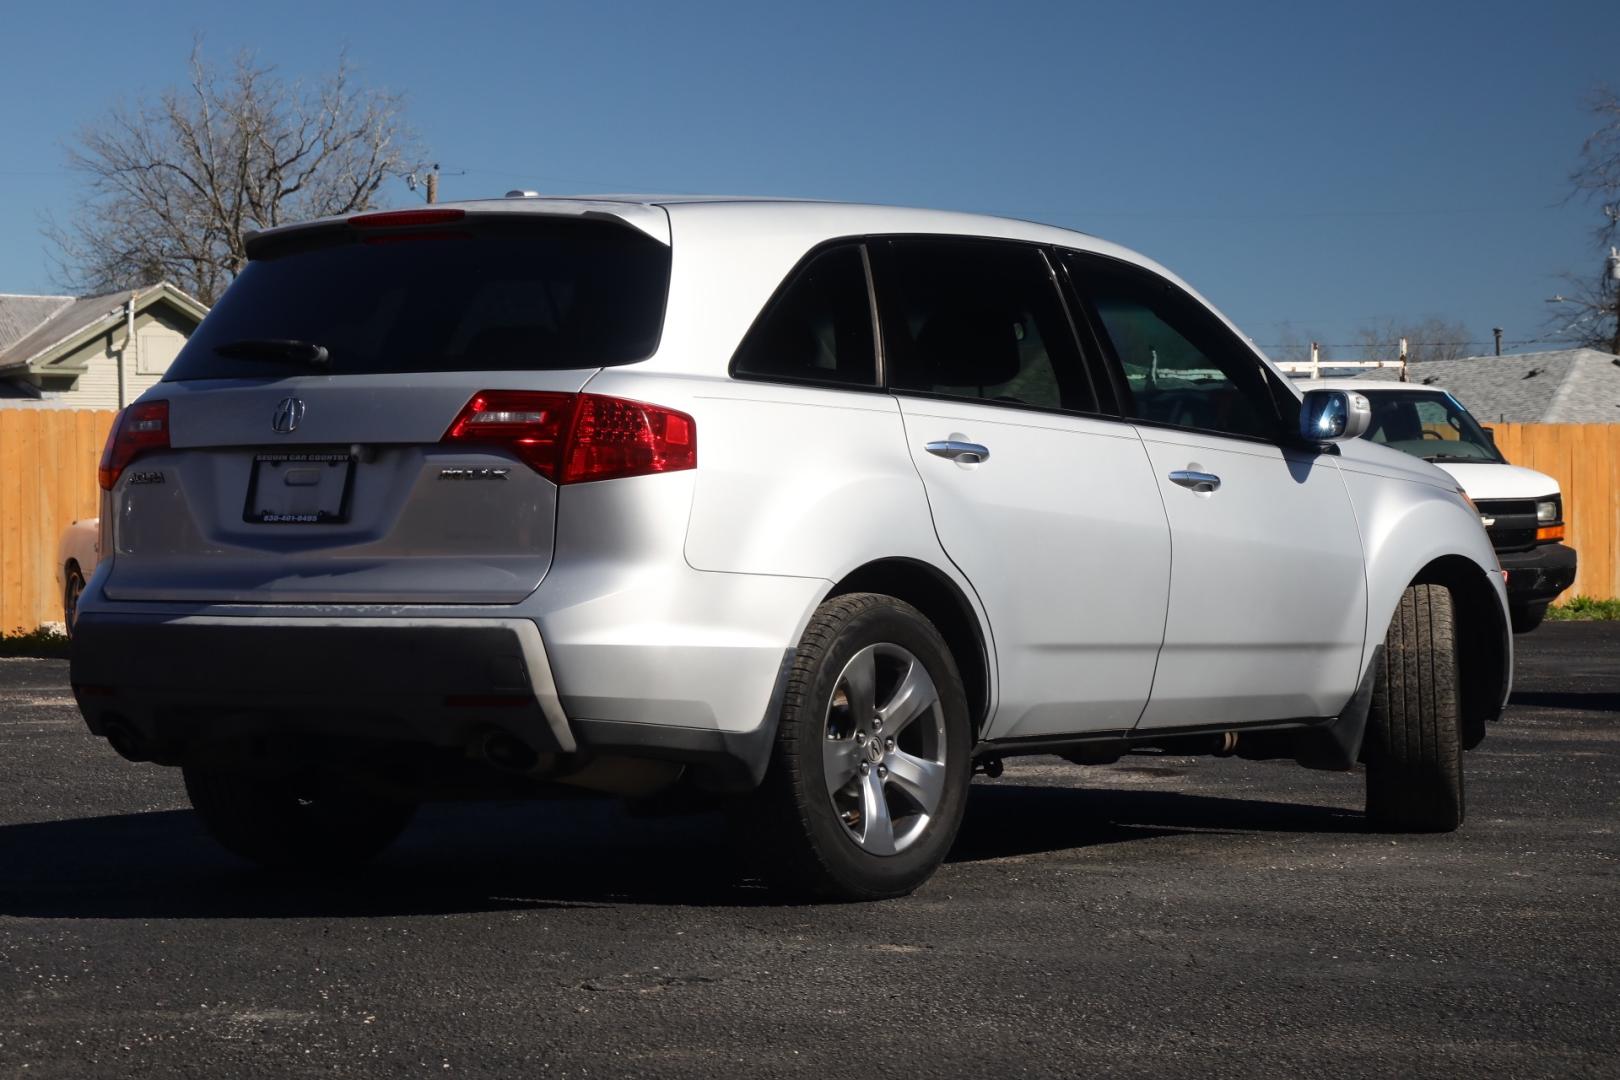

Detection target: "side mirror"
[1300, 389, 1371, 443]
[1481, 425, 1497, 447]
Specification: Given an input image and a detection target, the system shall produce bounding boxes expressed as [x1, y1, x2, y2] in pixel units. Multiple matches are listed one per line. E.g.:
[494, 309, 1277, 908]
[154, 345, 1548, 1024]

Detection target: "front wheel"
[1364, 584, 1465, 832]
[183, 765, 416, 872]
[736, 593, 972, 901]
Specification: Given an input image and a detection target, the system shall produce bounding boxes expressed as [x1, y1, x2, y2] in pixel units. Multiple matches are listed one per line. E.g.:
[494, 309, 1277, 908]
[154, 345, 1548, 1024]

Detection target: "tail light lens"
[443, 391, 695, 484]
[98, 400, 170, 490]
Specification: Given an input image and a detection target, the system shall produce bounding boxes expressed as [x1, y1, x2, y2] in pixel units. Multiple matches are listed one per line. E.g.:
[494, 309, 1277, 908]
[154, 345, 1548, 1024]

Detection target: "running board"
[973, 649, 1382, 774]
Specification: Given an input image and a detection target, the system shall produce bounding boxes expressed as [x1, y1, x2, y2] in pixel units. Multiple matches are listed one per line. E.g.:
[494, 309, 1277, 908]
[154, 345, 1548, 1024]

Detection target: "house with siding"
[0, 283, 207, 408]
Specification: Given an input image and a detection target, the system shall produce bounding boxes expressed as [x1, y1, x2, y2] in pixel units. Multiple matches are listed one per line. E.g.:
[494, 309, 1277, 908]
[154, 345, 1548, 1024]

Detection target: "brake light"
[349, 209, 466, 229]
[443, 391, 695, 483]
[97, 400, 169, 490]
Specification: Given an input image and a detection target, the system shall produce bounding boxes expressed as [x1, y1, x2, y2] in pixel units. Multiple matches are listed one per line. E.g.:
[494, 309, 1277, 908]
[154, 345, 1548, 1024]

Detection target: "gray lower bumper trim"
[72, 613, 575, 755]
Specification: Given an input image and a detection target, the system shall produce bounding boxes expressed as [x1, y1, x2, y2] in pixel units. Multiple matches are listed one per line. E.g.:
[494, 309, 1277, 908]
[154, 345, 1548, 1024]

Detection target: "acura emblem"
[271, 397, 306, 434]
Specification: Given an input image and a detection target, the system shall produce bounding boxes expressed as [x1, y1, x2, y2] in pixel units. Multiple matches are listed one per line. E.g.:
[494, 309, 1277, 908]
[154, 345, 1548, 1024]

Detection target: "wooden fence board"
[1494, 422, 1618, 601]
[0, 409, 116, 634]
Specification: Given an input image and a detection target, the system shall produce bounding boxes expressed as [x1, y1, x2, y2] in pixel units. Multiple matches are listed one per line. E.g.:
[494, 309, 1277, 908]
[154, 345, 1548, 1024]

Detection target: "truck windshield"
[165, 216, 671, 380]
[1361, 389, 1503, 463]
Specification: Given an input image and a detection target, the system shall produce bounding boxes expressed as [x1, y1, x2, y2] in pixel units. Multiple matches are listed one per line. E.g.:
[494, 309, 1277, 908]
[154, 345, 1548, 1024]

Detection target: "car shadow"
[0, 783, 1366, 919]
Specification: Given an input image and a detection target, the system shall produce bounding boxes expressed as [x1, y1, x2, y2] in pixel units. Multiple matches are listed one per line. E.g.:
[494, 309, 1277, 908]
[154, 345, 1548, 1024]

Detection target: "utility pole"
[425, 167, 439, 204]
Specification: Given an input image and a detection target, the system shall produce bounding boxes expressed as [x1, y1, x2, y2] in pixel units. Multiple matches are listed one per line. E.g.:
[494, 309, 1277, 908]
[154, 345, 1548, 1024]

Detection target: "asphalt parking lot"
[1, 625, 1616, 1078]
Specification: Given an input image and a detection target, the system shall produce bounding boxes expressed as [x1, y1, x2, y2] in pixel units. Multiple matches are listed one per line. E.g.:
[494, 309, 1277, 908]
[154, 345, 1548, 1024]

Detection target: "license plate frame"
[243, 450, 356, 525]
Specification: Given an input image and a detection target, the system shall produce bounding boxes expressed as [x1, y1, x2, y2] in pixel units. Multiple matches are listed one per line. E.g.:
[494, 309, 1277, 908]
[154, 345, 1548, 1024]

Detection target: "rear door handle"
[925, 440, 991, 464]
[1168, 469, 1221, 493]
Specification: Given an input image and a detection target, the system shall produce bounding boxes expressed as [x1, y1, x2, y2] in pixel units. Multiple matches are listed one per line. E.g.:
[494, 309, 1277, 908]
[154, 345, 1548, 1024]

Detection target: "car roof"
[249, 193, 1172, 288]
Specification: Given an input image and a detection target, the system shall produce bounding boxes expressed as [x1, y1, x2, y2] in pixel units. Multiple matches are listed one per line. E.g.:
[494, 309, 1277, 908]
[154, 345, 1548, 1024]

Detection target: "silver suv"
[72, 197, 1511, 900]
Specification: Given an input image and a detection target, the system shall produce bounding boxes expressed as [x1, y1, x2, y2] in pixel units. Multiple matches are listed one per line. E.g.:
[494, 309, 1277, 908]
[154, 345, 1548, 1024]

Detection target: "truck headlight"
[1536, 498, 1559, 524]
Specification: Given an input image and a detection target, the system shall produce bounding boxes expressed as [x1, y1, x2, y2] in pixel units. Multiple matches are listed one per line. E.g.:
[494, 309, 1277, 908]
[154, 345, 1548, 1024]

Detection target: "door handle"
[925, 439, 991, 464]
[1168, 469, 1221, 493]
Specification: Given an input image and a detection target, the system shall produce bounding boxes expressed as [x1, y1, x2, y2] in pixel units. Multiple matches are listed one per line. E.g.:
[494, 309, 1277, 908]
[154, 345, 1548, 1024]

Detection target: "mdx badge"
[271, 397, 306, 434]
[439, 467, 510, 481]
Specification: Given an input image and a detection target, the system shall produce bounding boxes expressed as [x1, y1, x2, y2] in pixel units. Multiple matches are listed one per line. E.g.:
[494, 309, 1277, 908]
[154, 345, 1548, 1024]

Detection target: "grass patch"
[1545, 595, 1620, 621]
[0, 627, 71, 658]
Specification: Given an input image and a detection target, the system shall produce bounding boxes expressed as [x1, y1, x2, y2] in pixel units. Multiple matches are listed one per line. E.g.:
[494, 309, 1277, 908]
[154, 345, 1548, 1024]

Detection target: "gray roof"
[0, 294, 73, 353]
[1346, 349, 1620, 424]
[0, 287, 143, 372]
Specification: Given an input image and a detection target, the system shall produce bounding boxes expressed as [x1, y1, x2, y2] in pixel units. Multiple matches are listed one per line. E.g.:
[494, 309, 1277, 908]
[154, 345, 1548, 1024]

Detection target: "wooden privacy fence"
[0, 408, 115, 634]
[1491, 423, 1619, 602]
[0, 413, 1615, 634]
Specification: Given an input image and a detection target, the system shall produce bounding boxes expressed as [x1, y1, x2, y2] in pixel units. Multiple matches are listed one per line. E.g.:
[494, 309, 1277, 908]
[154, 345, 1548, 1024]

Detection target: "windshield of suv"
[165, 216, 671, 380]
[1361, 388, 1503, 463]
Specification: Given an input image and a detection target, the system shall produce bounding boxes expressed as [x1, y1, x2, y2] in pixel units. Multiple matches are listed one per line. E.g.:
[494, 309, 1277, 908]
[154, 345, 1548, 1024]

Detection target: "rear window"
[166, 217, 671, 380]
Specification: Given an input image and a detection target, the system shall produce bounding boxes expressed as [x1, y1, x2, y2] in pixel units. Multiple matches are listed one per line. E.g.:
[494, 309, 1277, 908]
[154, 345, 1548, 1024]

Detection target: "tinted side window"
[1066, 254, 1281, 440]
[731, 244, 877, 387]
[877, 238, 1095, 413]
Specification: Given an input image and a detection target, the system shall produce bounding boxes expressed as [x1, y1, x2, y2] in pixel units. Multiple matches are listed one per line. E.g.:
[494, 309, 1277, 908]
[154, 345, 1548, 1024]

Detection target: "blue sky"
[1, 0, 1613, 356]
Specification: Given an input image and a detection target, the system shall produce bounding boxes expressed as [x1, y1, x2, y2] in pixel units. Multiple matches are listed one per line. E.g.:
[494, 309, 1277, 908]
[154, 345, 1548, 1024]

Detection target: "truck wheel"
[183, 765, 415, 872]
[1510, 603, 1547, 634]
[62, 564, 85, 640]
[1364, 584, 1465, 832]
[736, 593, 972, 901]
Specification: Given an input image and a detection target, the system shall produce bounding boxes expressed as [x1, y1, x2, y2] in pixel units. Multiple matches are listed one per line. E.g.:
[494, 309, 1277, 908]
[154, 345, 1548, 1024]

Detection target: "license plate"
[243, 451, 355, 524]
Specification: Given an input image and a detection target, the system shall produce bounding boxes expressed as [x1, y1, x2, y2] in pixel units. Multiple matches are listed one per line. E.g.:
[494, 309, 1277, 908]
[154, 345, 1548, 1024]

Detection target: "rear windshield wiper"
[213, 338, 330, 368]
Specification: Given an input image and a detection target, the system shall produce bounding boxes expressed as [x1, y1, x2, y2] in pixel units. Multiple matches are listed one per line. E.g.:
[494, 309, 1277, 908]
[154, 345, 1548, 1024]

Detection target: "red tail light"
[98, 400, 170, 490]
[443, 391, 696, 484]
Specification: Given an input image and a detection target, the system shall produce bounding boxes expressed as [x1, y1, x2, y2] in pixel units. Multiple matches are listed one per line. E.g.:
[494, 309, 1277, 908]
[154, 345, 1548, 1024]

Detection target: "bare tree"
[1349, 316, 1475, 362]
[1266, 322, 1334, 364]
[1545, 272, 1619, 355]
[1572, 86, 1620, 248]
[1557, 86, 1620, 354]
[48, 47, 424, 304]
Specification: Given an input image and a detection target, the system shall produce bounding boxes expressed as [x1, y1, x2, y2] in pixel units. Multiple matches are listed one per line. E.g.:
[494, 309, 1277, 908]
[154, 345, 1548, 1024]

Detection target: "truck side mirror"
[1481, 425, 1497, 447]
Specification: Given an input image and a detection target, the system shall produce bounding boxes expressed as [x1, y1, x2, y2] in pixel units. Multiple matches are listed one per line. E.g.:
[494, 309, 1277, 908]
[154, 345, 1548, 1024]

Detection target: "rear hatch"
[102, 208, 672, 605]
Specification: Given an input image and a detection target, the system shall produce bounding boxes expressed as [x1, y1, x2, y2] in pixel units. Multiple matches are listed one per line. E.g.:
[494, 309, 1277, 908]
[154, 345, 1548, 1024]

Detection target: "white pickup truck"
[1300, 380, 1576, 631]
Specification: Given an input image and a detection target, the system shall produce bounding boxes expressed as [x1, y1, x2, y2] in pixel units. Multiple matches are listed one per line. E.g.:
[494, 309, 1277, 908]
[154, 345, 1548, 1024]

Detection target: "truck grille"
[1473, 499, 1538, 554]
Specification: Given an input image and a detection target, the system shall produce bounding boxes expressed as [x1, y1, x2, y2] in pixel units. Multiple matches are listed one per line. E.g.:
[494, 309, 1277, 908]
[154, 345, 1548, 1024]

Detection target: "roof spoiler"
[243, 199, 671, 258]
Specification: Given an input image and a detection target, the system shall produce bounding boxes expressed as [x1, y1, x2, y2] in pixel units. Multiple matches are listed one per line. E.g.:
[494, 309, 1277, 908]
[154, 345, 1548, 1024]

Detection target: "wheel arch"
[826, 558, 993, 739]
[1405, 554, 1511, 747]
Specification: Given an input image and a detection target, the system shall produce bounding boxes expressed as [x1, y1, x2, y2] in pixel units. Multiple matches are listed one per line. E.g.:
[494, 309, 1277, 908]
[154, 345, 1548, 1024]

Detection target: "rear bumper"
[1500, 543, 1577, 608]
[69, 587, 816, 791]
[72, 614, 575, 757]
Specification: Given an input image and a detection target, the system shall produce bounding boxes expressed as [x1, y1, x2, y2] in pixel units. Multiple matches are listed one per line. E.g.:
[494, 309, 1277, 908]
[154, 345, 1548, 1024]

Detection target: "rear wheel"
[1364, 584, 1465, 832]
[183, 765, 416, 872]
[737, 593, 972, 901]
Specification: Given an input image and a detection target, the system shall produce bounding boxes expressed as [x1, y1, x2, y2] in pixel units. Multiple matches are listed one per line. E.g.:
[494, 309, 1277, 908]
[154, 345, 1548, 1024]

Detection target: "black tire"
[1364, 584, 1465, 832]
[1510, 603, 1547, 634]
[63, 564, 85, 640]
[183, 765, 416, 872]
[736, 593, 972, 901]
